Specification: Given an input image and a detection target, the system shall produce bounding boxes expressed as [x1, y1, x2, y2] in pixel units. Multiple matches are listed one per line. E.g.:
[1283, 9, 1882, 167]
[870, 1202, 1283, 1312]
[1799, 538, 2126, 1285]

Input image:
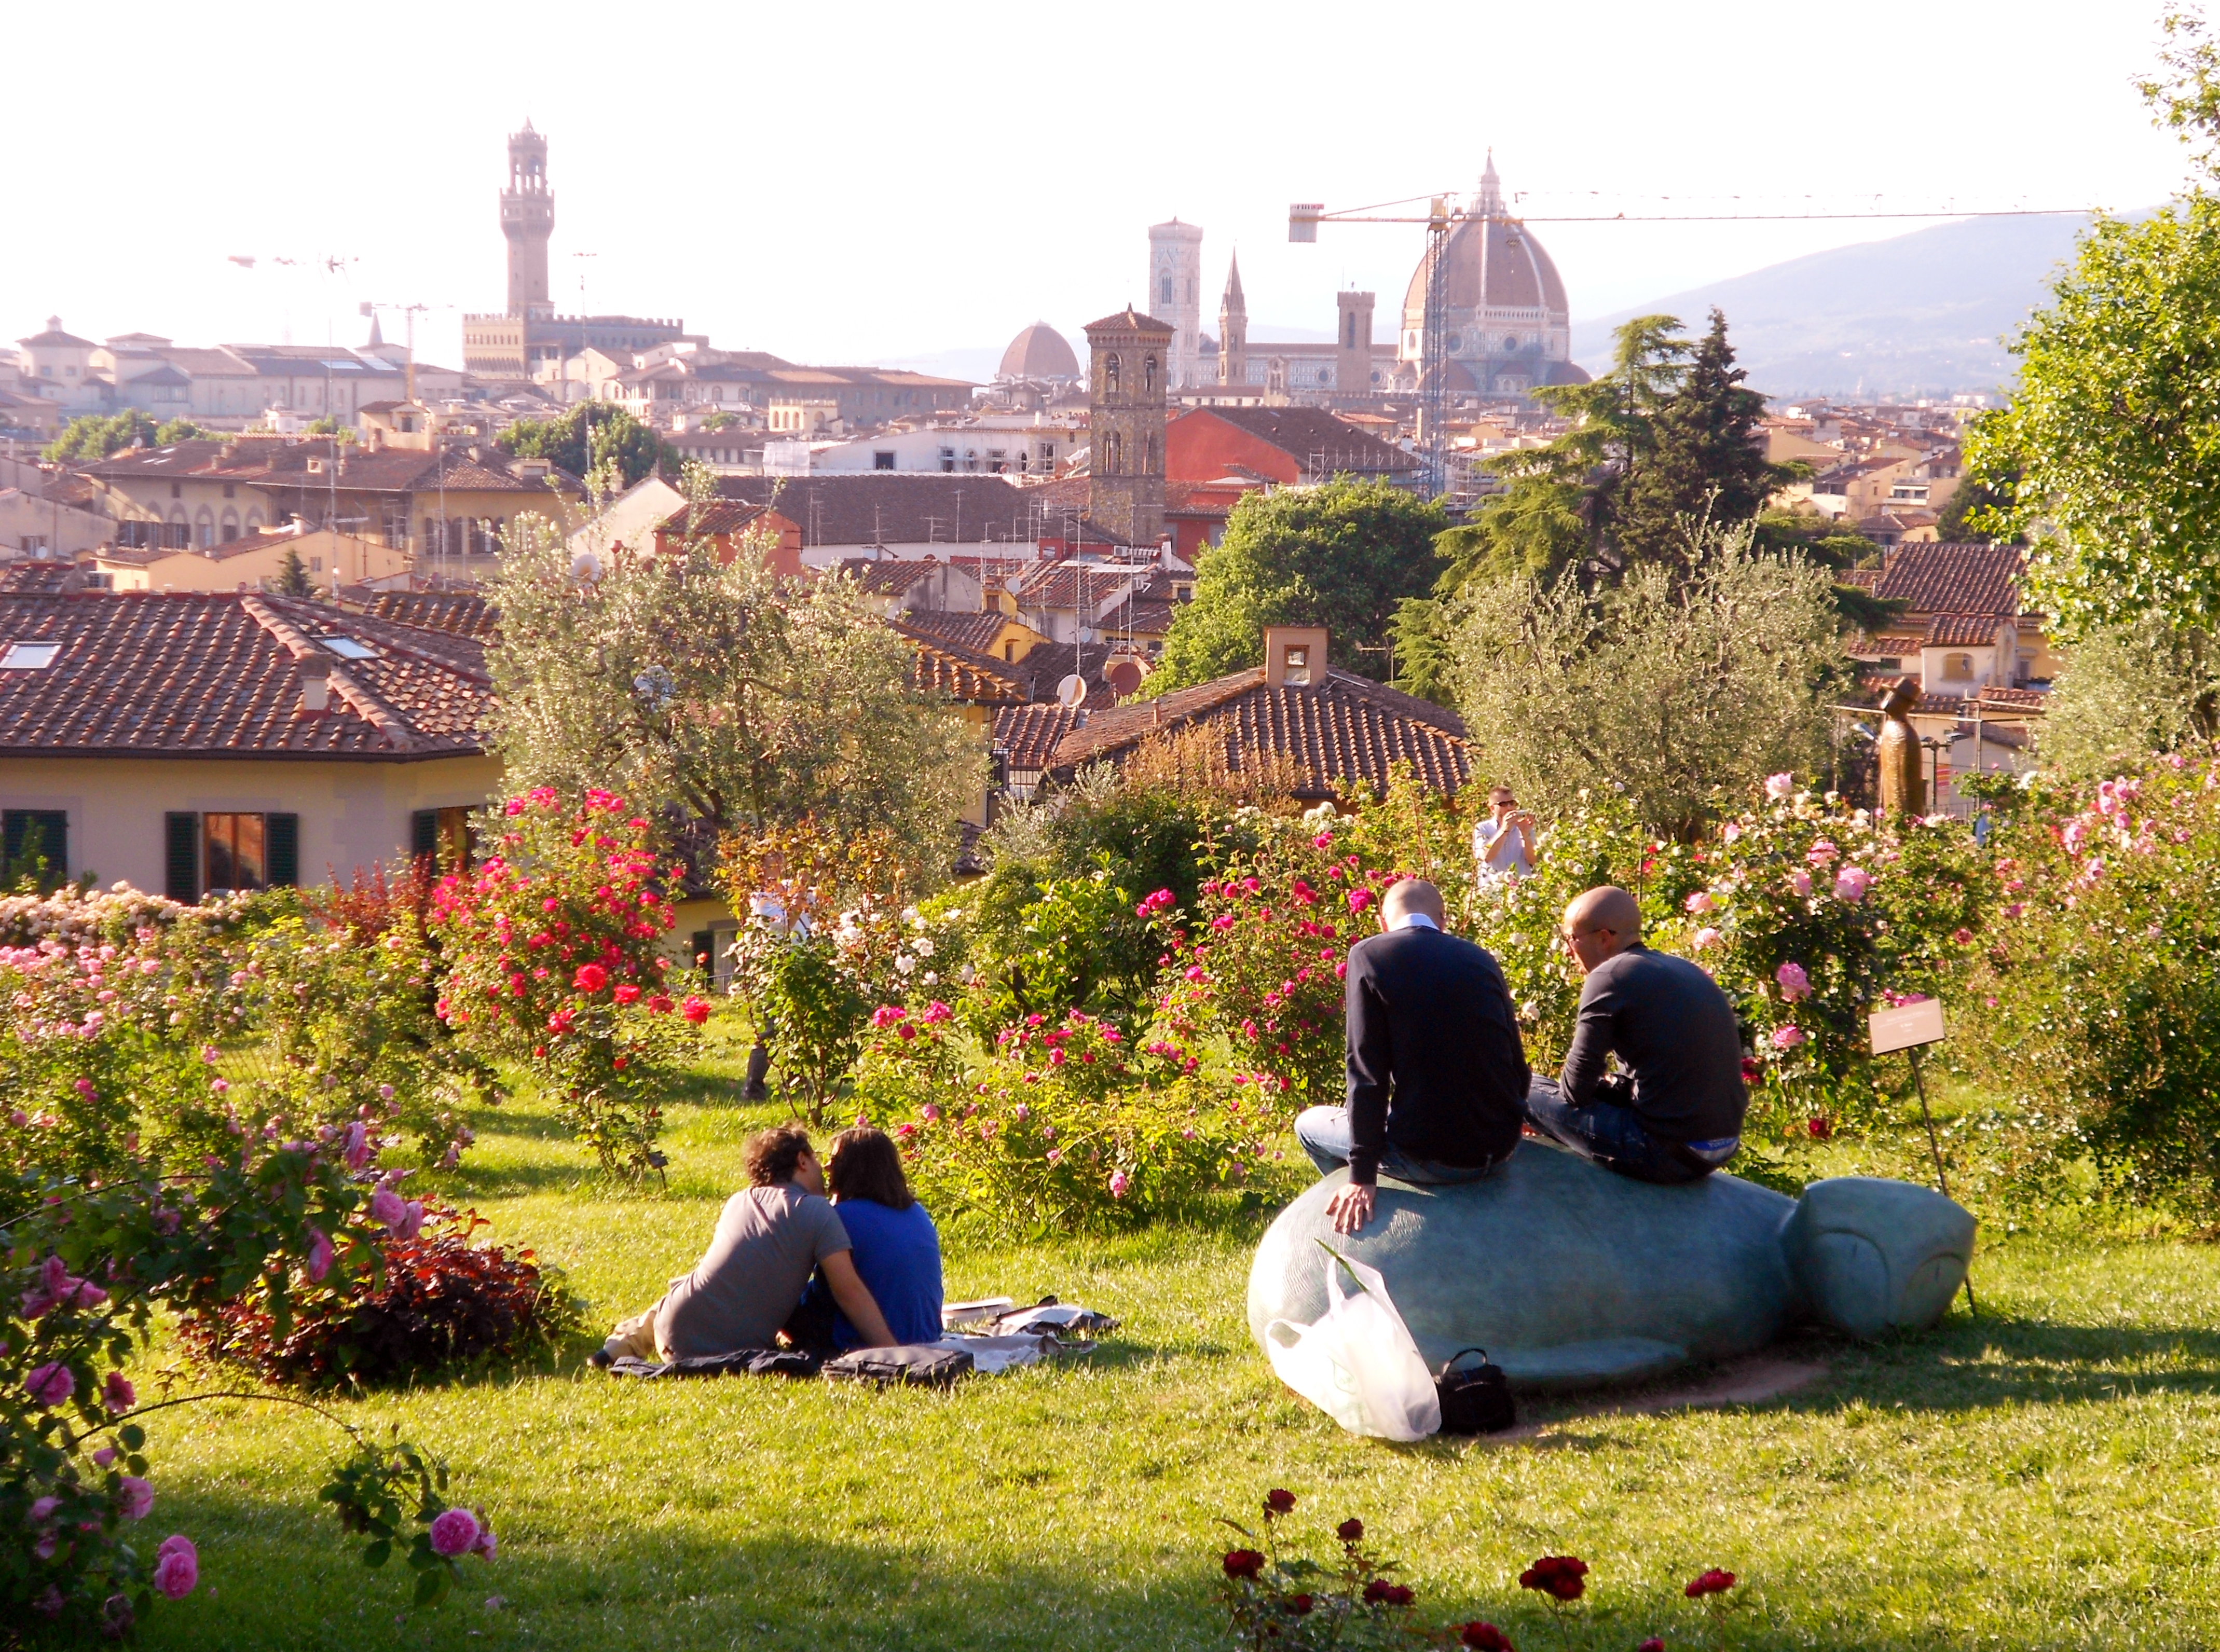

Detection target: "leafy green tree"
[1933, 436, 2021, 543]
[498, 402, 680, 490]
[486, 509, 983, 845]
[1610, 310, 1796, 568]
[1451, 526, 1848, 839]
[1151, 477, 1447, 690]
[44, 410, 158, 462]
[302, 416, 357, 444]
[2038, 614, 2220, 779]
[154, 416, 210, 445]
[1750, 509, 1904, 632]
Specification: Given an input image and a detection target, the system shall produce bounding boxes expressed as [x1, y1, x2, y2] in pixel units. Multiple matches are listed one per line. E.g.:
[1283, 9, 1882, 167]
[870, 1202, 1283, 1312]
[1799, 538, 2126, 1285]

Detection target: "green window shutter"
[265, 813, 299, 888]
[410, 809, 440, 862]
[165, 813, 199, 903]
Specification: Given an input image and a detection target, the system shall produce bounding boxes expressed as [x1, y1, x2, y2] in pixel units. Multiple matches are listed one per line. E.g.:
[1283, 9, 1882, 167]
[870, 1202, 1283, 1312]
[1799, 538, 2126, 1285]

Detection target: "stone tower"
[1083, 308, 1174, 548]
[1147, 220, 1205, 388]
[502, 122, 554, 320]
[1217, 254, 1248, 387]
[1336, 290, 1376, 399]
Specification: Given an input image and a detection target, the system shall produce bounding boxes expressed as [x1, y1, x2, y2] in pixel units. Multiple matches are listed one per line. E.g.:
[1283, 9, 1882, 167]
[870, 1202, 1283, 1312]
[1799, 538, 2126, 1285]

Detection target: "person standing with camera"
[1474, 786, 1537, 882]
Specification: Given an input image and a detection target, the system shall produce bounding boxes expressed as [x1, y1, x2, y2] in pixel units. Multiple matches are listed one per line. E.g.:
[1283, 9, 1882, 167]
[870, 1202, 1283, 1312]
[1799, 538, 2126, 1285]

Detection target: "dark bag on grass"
[822, 1344, 973, 1388]
[1434, 1347, 1516, 1435]
[607, 1348, 823, 1380]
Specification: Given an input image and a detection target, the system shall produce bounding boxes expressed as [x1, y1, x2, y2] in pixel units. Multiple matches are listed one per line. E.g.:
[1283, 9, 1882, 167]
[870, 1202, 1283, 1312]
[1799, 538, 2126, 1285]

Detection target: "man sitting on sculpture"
[1523, 886, 1748, 1183]
[1293, 877, 1531, 1235]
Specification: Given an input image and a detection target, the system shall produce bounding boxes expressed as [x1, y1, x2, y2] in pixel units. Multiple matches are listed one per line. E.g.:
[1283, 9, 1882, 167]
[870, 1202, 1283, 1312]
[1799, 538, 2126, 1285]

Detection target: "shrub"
[185, 1203, 581, 1388]
[882, 1009, 1264, 1236]
[429, 787, 699, 1175]
[1974, 758, 2220, 1210]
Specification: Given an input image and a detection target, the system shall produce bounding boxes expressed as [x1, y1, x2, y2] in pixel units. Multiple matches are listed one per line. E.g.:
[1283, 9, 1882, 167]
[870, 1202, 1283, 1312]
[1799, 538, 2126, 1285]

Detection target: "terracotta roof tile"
[993, 703, 1078, 772]
[891, 621, 1026, 705]
[358, 591, 500, 639]
[894, 609, 1014, 655]
[1926, 613, 2007, 646]
[0, 591, 490, 760]
[1052, 667, 1468, 800]
[714, 473, 1034, 547]
[1872, 541, 2024, 617]
[1180, 406, 1420, 476]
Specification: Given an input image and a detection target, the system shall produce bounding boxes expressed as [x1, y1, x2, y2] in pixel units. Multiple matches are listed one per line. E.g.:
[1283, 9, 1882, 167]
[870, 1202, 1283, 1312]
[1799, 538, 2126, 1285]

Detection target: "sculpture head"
[1782, 1177, 1974, 1338]
[1879, 674, 1921, 721]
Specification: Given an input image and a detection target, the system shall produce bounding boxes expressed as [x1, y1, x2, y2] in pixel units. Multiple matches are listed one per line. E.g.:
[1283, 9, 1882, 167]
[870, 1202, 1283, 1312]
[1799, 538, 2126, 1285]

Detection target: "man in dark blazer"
[1295, 877, 1531, 1234]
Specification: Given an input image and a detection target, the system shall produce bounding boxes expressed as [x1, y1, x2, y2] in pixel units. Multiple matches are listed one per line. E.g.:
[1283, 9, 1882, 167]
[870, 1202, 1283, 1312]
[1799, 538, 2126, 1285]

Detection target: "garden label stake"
[1869, 998, 1977, 1316]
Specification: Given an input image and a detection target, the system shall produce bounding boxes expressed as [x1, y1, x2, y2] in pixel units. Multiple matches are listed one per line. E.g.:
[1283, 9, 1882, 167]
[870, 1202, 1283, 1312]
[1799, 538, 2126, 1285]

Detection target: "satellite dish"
[570, 549, 602, 583]
[1105, 659, 1145, 700]
[1056, 673, 1089, 709]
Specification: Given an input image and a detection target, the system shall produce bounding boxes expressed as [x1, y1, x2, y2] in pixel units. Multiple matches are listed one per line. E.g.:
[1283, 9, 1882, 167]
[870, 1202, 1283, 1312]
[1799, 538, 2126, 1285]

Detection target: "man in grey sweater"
[1523, 886, 1747, 1183]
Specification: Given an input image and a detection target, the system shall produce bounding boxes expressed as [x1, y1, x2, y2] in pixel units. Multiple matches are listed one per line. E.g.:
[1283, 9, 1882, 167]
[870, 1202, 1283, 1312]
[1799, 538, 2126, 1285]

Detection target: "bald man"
[1297, 877, 1530, 1235]
[1524, 886, 1748, 1183]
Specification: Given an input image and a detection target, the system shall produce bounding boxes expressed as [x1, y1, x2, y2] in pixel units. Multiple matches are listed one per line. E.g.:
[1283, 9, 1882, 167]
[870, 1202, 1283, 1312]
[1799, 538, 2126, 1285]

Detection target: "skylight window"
[1, 643, 61, 670]
[321, 637, 380, 660]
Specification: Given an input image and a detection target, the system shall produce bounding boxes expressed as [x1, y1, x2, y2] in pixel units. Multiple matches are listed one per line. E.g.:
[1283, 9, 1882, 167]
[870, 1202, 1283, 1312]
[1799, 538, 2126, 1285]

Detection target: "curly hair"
[744, 1125, 813, 1187]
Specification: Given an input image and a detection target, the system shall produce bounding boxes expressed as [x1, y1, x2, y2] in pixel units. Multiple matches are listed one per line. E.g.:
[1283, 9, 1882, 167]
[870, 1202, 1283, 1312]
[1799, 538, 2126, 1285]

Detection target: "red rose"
[573, 963, 609, 993]
[1222, 1549, 1265, 1580]
[1807, 1115, 1832, 1139]
[1361, 1579, 1413, 1606]
[1287, 1593, 1313, 1616]
[1684, 1570, 1736, 1599]
[614, 984, 642, 1006]
[1462, 1624, 1514, 1651]
[1637, 1641, 1665, 1652]
[1518, 1556, 1588, 1600]
[1337, 1518, 1364, 1543]
[1264, 1489, 1296, 1516]
[648, 994, 675, 1014]
[681, 996, 710, 1025]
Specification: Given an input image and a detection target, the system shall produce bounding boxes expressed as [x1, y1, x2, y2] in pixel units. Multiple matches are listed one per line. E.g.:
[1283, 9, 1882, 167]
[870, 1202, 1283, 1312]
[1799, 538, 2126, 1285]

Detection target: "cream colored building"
[93, 530, 410, 593]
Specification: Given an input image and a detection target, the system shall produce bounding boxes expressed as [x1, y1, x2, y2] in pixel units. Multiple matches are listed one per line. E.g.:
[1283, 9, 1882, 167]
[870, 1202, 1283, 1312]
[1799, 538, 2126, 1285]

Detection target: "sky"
[4, 1, 2195, 379]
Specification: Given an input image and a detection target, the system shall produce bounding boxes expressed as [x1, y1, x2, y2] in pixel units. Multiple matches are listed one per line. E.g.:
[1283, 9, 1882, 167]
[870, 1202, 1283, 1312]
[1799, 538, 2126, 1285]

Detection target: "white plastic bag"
[1264, 1242, 1441, 1441]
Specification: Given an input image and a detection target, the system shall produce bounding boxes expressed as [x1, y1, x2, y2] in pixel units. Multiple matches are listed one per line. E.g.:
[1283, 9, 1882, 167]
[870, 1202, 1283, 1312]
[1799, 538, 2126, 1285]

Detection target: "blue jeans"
[1522, 1078, 1731, 1186]
[1293, 1106, 1509, 1185]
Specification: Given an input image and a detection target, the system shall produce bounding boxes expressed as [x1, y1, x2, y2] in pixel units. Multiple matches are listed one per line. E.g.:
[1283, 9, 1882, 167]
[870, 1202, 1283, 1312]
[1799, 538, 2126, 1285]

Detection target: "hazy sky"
[5, 1, 2194, 377]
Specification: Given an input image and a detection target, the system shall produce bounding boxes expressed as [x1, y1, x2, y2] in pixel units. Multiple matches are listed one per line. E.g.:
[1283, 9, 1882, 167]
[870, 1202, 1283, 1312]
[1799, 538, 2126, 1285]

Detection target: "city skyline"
[5, 1, 2190, 379]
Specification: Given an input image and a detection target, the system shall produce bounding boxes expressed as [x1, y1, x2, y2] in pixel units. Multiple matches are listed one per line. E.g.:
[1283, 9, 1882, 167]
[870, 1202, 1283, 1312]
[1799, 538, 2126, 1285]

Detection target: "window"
[410, 806, 476, 873]
[874, 451, 896, 471]
[1104, 353, 1120, 395]
[220, 512, 238, 543]
[1144, 355, 1157, 395]
[321, 636, 379, 659]
[1282, 644, 1311, 685]
[195, 508, 213, 549]
[222, 483, 236, 499]
[309, 556, 323, 573]
[3, 810, 67, 891]
[195, 812, 298, 895]
[1, 642, 60, 670]
[1944, 653, 1975, 681]
[1159, 273, 1174, 305]
[170, 482, 182, 499]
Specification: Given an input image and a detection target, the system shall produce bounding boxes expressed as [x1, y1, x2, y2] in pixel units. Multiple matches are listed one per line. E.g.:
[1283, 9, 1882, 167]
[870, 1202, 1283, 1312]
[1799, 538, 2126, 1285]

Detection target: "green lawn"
[131, 1057, 2220, 1651]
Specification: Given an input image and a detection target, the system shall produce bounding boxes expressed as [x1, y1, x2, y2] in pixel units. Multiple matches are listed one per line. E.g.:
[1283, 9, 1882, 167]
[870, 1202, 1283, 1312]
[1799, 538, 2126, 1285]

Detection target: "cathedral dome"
[998, 322, 1080, 381]
[1401, 213, 1571, 322]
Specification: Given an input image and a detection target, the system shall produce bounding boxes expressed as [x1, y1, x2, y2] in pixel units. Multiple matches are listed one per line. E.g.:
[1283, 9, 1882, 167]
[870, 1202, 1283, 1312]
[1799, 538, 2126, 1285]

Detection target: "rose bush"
[429, 788, 697, 1175]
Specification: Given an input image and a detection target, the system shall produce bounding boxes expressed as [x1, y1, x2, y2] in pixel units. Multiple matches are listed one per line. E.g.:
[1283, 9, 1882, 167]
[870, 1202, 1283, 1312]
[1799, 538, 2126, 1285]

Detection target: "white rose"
[913, 937, 935, 958]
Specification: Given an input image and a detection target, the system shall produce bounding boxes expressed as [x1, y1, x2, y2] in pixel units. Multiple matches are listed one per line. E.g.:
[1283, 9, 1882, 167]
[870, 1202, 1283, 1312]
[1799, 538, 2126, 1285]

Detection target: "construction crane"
[1291, 194, 1461, 497]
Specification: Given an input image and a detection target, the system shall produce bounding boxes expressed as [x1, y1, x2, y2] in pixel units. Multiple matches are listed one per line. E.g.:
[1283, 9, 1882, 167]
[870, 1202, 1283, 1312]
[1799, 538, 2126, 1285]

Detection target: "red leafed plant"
[184, 1203, 581, 1388]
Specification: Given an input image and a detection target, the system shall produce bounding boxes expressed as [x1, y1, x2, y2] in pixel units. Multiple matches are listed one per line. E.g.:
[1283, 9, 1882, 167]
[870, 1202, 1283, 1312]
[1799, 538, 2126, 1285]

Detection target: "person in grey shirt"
[1523, 886, 1748, 1183]
[656, 1126, 895, 1359]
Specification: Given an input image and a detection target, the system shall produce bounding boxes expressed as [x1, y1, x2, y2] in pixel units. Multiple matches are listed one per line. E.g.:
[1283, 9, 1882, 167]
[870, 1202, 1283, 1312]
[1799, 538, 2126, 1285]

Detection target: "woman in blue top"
[807, 1125, 943, 1347]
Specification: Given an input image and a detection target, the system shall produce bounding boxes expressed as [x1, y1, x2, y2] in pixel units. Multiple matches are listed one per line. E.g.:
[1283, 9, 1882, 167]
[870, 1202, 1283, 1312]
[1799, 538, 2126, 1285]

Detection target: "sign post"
[1868, 997, 1975, 1315]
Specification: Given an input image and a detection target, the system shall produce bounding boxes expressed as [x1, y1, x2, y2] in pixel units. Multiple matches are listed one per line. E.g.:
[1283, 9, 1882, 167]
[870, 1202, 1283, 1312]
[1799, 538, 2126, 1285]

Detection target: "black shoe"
[587, 1346, 613, 1370]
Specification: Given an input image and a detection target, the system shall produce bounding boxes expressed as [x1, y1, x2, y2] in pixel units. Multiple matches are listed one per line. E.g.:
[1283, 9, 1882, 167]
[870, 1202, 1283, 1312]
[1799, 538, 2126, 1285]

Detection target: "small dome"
[998, 322, 1080, 381]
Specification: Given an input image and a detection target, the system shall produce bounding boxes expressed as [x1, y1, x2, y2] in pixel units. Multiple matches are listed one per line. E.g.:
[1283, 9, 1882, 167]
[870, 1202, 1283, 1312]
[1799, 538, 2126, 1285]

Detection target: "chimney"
[297, 653, 331, 714]
[1263, 625, 1327, 688]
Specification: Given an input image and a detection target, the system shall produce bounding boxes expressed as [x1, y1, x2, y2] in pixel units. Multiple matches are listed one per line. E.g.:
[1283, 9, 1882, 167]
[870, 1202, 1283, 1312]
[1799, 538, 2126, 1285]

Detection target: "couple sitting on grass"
[1298, 878, 1749, 1235]
[654, 1125, 943, 1360]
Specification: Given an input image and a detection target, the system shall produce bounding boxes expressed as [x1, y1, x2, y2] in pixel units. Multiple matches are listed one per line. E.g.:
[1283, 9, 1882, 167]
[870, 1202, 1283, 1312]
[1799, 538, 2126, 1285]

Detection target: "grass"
[128, 1052, 2220, 1651]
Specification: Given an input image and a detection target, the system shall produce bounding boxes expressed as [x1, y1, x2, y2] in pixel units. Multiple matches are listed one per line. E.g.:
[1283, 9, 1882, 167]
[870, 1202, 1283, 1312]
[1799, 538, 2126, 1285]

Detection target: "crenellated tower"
[502, 121, 554, 319]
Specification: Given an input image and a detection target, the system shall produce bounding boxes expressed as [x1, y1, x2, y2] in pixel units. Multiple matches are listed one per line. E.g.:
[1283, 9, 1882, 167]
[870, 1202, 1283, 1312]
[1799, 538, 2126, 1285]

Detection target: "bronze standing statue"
[1876, 675, 1925, 817]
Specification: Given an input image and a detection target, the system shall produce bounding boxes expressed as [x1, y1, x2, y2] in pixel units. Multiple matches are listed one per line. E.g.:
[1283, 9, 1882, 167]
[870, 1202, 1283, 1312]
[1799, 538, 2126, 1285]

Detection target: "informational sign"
[1869, 998, 1947, 1056]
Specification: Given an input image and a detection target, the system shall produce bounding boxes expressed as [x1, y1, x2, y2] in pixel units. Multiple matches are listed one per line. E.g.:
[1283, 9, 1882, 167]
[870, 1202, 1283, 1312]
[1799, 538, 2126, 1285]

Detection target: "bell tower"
[1083, 307, 1174, 548]
[502, 122, 554, 320]
[1217, 255, 1248, 387]
[1335, 290, 1375, 400]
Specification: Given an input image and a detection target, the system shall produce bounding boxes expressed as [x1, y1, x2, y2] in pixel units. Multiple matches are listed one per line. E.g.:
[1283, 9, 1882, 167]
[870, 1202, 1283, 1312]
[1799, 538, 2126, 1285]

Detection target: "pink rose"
[1764, 773, 1795, 801]
[1770, 1025, 1806, 1050]
[1347, 889, 1374, 914]
[1788, 870, 1812, 897]
[1833, 866, 1871, 903]
[1108, 1170, 1130, 1198]
[153, 1536, 198, 1600]
[305, 1228, 334, 1283]
[24, 1362, 75, 1406]
[1685, 891, 1714, 915]
[369, 1188, 407, 1229]
[118, 1476, 153, 1521]
[1806, 839, 1840, 866]
[342, 1121, 373, 1172]
[429, 1507, 481, 1558]
[1775, 961, 1811, 1002]
[103, 1371, 136, 1413]
[1692, 927, 1722, 950]
[392, 1201, 426, 1242]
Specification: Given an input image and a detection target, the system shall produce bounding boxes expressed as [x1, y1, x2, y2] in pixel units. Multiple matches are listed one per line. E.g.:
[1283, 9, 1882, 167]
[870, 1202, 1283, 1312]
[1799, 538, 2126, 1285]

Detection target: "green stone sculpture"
[1248, 1142, 1975, 1393]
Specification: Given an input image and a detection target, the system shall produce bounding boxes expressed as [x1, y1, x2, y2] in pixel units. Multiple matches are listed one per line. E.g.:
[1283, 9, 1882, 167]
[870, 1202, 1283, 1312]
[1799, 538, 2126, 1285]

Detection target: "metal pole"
[1907, 1045, 1977, 1316]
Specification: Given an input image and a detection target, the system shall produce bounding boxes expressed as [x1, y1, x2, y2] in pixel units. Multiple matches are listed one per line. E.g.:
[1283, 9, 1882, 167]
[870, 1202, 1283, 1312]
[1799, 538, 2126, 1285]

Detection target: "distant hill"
[1570, 213, 2114, 400]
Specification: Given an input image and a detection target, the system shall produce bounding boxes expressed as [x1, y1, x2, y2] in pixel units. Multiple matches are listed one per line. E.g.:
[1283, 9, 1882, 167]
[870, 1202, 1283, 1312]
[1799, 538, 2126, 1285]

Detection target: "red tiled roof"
[1051, 667, 1469, 800]
[896, 609, 1018, 655]
[994, 703, 1077, 772]
[1852, 632, 1925, 656]
[1980, 685, 2049, 710]
[658, 500, 779, 538]
[1872, 541, 2023, 617]
[0, 591, 491, 760]
[838, 557, 951, 596]
[358, 591, 500, 639]
[892, 620, 1027, 705]
[1927, 613, 2007, 646]
[1178, 406, 1420, 476]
